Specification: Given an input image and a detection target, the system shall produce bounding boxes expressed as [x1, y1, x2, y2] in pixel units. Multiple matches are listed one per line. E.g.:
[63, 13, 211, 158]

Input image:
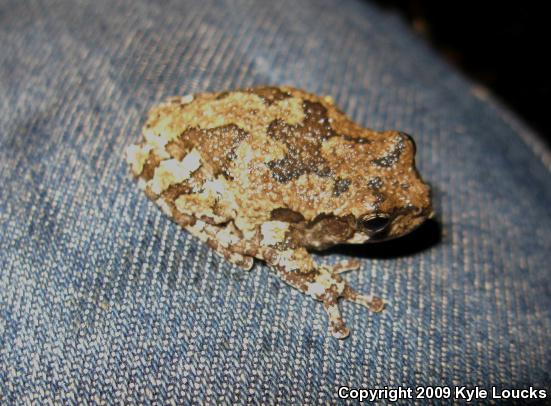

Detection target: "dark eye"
[361, 214, 391, 234]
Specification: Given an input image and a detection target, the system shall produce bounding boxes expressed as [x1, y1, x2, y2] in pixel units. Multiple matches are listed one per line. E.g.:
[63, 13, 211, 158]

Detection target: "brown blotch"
[162, 183, 192, 202]
[373, 191, 386, 209]
[200, 215, 218, 224]
[144, 187, 158, 200]
[270, 208, 306, 223]
[140, 150, 162, 181]
[167, 124, 249, 177]
[333, 178, 351, 196]
[211, 200, 230, 222]
[367, 176, 384, 190]
[165, 139, 187, 160]
[206, 238, 219, 251]
[277, 268, 310, 291]
[215, 87, 291, 105]
[343, 134, 371, 144]
[296, 213, 356, 251]
[171, 207, 196, 228]
[371, 136, 405, 168]
[266, 100, 336, 183]
[246, 86, 292, 105]
[215, 91, 230, 100]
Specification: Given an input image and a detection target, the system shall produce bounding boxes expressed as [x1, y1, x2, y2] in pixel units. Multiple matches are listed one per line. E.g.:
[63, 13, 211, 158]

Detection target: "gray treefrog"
[125, 86, 432, 338]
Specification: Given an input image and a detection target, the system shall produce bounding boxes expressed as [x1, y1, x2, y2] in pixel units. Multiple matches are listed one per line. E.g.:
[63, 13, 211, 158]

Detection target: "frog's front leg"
[328, 259, 361, 274]
[263, 247, 384, 339]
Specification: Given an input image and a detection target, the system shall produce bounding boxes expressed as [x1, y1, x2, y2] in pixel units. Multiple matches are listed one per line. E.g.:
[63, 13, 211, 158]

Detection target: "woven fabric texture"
[1, 0, 550, 403]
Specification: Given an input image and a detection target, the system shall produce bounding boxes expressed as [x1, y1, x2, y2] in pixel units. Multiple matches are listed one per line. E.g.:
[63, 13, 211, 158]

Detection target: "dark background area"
[376, 1, 551, 146]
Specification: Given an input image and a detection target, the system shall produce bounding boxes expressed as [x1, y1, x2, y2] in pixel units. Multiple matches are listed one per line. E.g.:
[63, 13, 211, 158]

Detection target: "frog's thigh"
[184, 220, 255, 271]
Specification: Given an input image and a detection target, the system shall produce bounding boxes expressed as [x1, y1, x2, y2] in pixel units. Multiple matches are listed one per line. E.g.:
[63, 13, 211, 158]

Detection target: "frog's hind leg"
[263, 248, 383, 339]
[205, 238, 255, 270]
[171, 211, 255, 270]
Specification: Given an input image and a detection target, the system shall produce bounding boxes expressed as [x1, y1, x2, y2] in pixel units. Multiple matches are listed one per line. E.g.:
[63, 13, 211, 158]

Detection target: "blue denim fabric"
[1, 0, 550, 403]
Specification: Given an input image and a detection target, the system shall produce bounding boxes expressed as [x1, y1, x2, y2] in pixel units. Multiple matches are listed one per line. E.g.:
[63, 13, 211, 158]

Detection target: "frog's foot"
[262, 248, 384, 339]
[322, 291, 384, 338]
[315, 269, 384, 338]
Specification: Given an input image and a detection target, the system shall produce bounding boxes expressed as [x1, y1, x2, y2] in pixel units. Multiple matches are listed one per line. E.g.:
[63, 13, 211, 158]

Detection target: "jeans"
[1, 0, 550, 403]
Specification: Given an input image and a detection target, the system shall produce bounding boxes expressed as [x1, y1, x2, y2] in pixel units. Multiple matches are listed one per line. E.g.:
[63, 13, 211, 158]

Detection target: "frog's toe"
[231, 254, 255, 271]
[361, 295, 385, 312]
[329, 259, 361, 274]
[343, 286, 385, 312]
[331, 325, 350, 339]
[322, 299, 350, 339]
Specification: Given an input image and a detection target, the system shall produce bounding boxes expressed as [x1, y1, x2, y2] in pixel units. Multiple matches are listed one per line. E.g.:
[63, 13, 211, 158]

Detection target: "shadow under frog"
[322, 217, 442, 260]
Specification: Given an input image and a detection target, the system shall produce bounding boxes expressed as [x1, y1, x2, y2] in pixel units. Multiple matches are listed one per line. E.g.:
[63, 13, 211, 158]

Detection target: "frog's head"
[298, 188, 432, 251]
[348, 131, 433, 244]
[288, 131, 433, 250]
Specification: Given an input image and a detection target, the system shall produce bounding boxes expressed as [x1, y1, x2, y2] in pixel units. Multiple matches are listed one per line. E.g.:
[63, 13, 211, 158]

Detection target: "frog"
[125, 86, 432, 338]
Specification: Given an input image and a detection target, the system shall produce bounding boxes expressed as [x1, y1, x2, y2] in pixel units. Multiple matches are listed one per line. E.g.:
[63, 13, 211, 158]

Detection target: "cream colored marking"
[231, 138, 286, 194]
[145, 113, 183, 144]
[174, 194, 215, 220]
[181, 94, 194, 104]
[125, 144, 152, 175]
[272, 97, 305, 125]
[306, 282, 326, 297]
[173, 177, 235, 224]
[262, 140, 287, 163]
[156, 198, 173, 217]
[326, 304, 349, 338]
[260, 221, 290, 246]
[202, 178, 227, 197]
[363, 202, 377, 211]
[143, 128, 170, 159]
[233, 143, 256, 170]
[306, 269, 343, 298]
[346, 232, 370, 244]
[137, 178, 147, 191]
[234, 217, 259, 240]
[216, 227, 240, 248]
[275, 249, 300, 270]
[187, 219, 207, 240]
[181, 149, 202, 172]
[273, 249, 316, 273]
[149, 150, 202, 195]
[202, 178, 238, 218]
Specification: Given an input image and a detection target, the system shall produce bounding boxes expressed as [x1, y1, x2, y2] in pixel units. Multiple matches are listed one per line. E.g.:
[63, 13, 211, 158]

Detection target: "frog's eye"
[360, 214, 391, 234]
